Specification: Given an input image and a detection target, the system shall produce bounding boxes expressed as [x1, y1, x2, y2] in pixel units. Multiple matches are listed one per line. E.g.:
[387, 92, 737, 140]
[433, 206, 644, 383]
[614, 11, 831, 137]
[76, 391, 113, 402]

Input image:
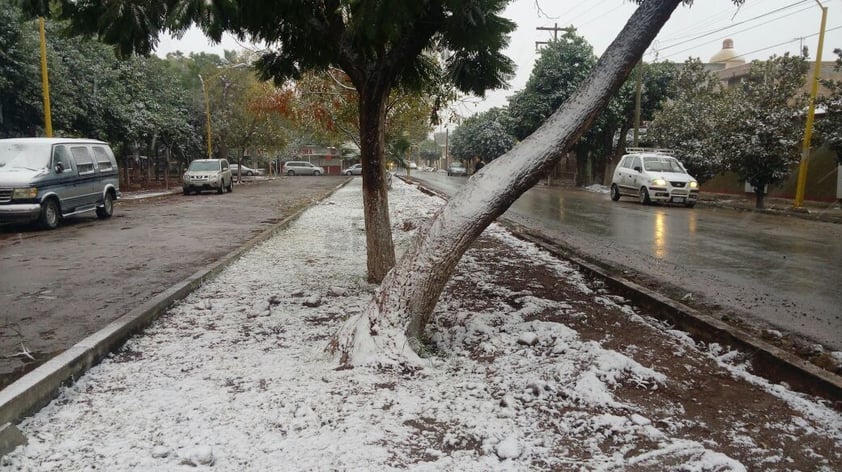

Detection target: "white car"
[344, 164, 363, 175]
[183, 158, 233, 195]
[230, 163, 258, 176]
[610, 151, 698, 207]
[282, 161, 325, 176]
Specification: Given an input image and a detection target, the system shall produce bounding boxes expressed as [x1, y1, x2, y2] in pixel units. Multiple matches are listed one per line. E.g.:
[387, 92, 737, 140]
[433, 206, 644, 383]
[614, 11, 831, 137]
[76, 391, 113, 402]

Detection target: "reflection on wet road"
[411, 172, 842, 351]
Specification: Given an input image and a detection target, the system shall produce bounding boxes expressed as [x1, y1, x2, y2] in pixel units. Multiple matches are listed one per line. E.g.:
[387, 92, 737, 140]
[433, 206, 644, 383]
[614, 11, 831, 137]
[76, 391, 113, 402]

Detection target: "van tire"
[96, 192, 114, 219]
[39, 198, 60, 230]
[287, 170, 295, 176]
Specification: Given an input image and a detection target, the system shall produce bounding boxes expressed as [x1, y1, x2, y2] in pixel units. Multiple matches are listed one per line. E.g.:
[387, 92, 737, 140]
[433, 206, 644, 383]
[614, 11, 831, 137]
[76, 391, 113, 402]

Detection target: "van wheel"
[639, 187, 651, 205]
[287, 170, 295, 176]
[610, 184, 621, 201]
[96, 192, 114, 219]
[39, 198, 60, 230]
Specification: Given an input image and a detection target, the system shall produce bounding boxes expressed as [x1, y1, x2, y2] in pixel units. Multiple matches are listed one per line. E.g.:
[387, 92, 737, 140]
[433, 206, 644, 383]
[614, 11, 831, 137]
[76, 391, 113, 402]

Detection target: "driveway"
[0, 177, 345, 388]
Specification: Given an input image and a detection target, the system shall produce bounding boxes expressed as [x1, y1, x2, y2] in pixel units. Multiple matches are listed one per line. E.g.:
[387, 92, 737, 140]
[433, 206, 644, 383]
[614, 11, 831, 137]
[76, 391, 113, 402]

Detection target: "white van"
[0, 138, 120, 229]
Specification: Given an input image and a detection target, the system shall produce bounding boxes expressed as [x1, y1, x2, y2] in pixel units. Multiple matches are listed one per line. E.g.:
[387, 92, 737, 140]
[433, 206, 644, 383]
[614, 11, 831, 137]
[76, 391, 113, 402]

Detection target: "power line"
[656, 0, 807, 44]
[659, 5, 816, 60]
[657, 1, 811, 51]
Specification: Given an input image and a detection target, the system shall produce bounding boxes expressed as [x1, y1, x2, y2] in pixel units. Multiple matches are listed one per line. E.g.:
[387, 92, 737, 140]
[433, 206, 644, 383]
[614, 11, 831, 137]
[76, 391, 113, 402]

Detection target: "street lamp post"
[197, 63, 250, 160]
[198, 74, 213, 158]
[794, 0, 828, 208]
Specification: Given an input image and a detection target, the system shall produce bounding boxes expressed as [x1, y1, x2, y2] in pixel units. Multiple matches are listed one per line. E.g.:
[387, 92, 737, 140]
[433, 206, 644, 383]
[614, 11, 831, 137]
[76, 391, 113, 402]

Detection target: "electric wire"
[659, 5, 817, 60]
[657, 1, 813, 52]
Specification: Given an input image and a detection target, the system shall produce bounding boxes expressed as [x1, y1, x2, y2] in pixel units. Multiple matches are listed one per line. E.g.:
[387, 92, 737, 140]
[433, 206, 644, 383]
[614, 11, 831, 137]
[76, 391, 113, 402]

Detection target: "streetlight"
[198, 63, 250, 160]
[794, 0, 828, 208]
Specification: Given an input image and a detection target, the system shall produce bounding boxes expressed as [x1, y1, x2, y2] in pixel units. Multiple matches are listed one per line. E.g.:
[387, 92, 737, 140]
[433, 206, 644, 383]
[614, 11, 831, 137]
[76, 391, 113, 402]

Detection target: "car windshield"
[0, 142, 51, 171]
[642, 157, 685, 173]
[188, 161, 220, 171]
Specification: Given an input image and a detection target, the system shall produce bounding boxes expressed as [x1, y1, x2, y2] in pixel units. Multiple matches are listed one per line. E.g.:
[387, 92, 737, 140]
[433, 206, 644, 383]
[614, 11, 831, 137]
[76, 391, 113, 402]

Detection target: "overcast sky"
[155, 0, 841, 120]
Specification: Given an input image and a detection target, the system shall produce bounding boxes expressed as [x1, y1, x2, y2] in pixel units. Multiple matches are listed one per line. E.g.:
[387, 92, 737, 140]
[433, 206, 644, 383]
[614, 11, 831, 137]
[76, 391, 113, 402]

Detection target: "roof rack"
[625, 147, 675, 154]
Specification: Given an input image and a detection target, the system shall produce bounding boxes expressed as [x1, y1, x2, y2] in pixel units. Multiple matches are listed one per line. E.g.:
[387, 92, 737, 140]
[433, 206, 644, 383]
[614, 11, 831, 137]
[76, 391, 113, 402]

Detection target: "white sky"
[155, 0, 842, 119]
[5, 178, 841, 469]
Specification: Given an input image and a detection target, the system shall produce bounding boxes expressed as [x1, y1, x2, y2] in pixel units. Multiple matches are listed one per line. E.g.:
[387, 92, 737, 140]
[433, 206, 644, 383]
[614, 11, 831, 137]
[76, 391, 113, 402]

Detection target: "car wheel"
[227, 179, 234, 193]
[610, 184, 621, 201]
[639, 187, 651, 205]
[345, 171, 351, 176]
[183, 187, 190, 195]
[685, 202, 696, 208]
[38, 198, 60, 230]
[313, 171, 321, 176]
[96, 191, 114, 219]
[287, 170, 295, 176]
[246, 171, 253, 176]
[217, 184, 224, 194]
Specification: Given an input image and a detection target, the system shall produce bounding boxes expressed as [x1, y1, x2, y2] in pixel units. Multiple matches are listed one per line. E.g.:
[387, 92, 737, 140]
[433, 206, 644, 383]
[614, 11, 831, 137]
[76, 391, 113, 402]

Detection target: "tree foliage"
[647, 58, 726, 183]
[815, 48, 842, 164]
[718, 53, 808, 208]
[449, 107, 514, 163]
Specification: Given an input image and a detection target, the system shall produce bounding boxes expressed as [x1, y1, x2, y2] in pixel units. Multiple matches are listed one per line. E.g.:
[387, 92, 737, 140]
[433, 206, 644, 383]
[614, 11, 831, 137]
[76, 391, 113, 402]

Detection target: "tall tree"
[647, 58, 727, 184]
[449, 107, 515, 164]
[329, 0, 745, 366]
[719, 53, 808, 209]
[55, 0, 516, 283]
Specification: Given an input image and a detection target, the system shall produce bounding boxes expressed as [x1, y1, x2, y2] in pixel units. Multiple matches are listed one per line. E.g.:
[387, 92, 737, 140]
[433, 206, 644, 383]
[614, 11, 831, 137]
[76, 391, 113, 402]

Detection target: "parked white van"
[0, 138, 120, 229]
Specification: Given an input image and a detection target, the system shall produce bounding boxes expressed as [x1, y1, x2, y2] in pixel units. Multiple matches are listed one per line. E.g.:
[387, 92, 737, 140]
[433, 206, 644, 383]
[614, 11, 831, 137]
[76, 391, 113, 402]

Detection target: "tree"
[718, 53, 808, 209]
[330, 0, 745, 366]
[449, 107, 515, 164]
[647, 58, 727, 183]
[55, 0, 516, 283]
[815, 48, 842, 164]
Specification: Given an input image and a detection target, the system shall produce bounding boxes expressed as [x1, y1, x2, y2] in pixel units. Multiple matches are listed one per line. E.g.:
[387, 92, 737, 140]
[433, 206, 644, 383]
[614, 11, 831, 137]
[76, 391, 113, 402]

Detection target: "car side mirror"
[633, 166, 642, 172]
[55, 162, 64, 174]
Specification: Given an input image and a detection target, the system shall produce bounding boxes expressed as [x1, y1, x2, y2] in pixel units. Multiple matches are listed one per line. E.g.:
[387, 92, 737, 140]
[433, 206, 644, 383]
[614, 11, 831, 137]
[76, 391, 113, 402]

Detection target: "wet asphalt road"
[408, 171, 842, 351]
[0, 177, 344, 388]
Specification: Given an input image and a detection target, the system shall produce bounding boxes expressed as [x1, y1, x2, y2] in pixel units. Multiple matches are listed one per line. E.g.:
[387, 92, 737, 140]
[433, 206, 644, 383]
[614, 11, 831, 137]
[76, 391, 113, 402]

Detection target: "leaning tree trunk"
[330, 0, 686, 366]
[359, 85, 396, 283]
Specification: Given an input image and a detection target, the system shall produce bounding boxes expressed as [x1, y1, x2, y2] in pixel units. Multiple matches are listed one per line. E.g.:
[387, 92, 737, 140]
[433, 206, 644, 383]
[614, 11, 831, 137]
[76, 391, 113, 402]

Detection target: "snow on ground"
[584, 184, 610, 194]
[3, 179, 840, 471]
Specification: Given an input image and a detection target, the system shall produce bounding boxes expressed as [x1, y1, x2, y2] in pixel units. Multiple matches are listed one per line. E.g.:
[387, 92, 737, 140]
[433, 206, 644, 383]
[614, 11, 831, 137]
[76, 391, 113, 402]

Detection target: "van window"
[70, 146, 95, 174]
[92, 146, 113, 171]
[52, 145, 74, 173]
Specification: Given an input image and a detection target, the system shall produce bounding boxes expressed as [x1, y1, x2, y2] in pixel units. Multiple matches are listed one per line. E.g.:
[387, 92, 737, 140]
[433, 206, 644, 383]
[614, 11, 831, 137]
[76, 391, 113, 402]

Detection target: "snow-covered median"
[4, 179, 840, 470]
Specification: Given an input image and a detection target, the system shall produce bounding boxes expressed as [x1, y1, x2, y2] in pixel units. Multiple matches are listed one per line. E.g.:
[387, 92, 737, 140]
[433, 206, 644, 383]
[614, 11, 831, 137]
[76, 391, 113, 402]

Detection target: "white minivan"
[610, 150, 699, 207]
[0, 138, 120, 229]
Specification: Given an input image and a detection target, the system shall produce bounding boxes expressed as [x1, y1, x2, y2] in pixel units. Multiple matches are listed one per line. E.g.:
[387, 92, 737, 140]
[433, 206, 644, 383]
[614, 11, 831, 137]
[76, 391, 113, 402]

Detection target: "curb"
[501, 222, 842, 406]
[404, 176, 842, 407]
[0, 179, 351, 431]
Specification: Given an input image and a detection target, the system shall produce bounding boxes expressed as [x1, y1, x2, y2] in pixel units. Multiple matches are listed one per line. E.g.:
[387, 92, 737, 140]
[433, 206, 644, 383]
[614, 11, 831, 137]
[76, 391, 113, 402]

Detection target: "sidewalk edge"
[0, 180, 350, 428]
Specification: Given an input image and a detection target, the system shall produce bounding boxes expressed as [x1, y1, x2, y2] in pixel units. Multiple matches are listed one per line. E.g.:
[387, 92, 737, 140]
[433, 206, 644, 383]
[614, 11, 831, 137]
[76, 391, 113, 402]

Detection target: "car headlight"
[651, 178, 667, 186]
[12, 187, 38, 199]
[689, 181, 699, 189]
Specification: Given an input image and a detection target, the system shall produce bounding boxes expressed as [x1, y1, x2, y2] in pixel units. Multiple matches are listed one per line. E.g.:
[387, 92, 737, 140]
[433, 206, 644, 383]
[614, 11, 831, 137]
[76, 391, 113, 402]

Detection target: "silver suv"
[0, 138, 120, 229]
[283, 161, 324, 176]
[183, 159, 233, 194]
[610, 150, 699, 207]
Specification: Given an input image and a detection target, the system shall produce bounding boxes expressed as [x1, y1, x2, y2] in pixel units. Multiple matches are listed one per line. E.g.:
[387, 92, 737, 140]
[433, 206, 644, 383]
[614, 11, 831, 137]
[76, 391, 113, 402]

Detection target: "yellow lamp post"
[39, 17, 53, 137]
[794, 0, 828, 208]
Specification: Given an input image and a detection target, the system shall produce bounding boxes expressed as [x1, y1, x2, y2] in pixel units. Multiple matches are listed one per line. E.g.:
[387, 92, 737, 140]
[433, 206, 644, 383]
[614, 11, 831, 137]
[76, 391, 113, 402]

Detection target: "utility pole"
[633, 62, 643, 147]
[535, 23, 570, 50]
[794, 0, 828, 208]
[39, 17, 53, 137]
